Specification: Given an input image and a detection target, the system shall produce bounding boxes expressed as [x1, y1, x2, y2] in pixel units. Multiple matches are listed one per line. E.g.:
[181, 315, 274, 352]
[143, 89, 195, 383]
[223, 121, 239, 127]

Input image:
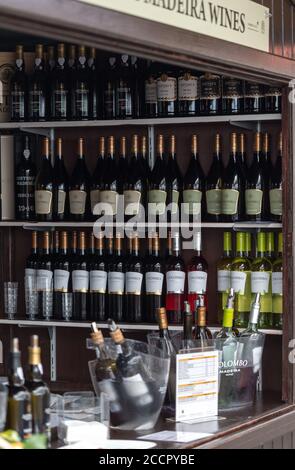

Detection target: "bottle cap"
[157, 308, 168, 330]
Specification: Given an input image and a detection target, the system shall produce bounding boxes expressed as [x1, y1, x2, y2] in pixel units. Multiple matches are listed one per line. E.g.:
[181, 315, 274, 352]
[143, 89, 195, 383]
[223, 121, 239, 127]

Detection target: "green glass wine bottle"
[251, 232, 273, 329]
[217, 232, 232, 325]
[231, 232, 251, 328]
[272, 232, 283, 330]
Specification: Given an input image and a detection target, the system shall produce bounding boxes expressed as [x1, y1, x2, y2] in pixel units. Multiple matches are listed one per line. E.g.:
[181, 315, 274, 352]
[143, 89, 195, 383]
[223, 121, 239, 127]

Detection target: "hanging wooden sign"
[78, 0, 270, 52]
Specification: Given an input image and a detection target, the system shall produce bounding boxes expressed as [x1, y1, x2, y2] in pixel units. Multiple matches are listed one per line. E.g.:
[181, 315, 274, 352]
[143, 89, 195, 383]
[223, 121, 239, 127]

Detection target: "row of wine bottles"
[10, 43, 281, 122]
[25, 229, 283, 329]
[16, 131, 282, 223]
[1, 336, 50, 442]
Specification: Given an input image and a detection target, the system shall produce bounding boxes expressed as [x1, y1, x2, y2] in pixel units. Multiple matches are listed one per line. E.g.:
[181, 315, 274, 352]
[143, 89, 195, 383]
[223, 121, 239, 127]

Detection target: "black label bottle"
[199, 72, 221, 115]
[125, 236, 143, 322]
[88, 47, 99, 119]
[16, 135, 36, 221]
[116, 54, 134, 119]
[222, 77, 244, 115]
[148, 135, 168, 221]
[123, 134, 145, 220]
[157, 68, 177, 117]
[166, 135, 182, 224]
[11, 45, 27, 121]
[103, 56, 117, 120]
[99, 136, 119, 219]
[72, 46, 90, 120]
[5, 338, 32, 439]
[51, 43, 69, 121]
[29, 44, 47, 121]
[26, 231, 39, 279]
[35, 137, 54, 222]
[265, 85, 282, 114]
[53, 138, 68, 221]
[144, 60, 158, 118]
[244, 81, 264, 114]
[69, 138, 91, 221]
[178, 70, 199, 116]
[183, 134, 204, 222]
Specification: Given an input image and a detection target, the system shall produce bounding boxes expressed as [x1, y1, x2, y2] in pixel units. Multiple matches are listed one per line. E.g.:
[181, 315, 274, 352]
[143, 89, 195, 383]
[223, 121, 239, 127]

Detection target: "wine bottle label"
[272, 272, 283, 295]
[166, 270, 185, 294]
[178, 74, 198, 101]
[157, 75, 177, 102]
[75, 89, 89, 117]
[251, 272, 270, 294]
[269, 189, 283, 216]
[90, 270, 107, 293]
[245, 83, 263, 98]
[29, 90, 46, 117]
[90, 190, 100, 214]
[16, 175, 35, 216]
[245, 189, 263, 216]
[126, 272, 143, 295]
[53, 90, 68, 117]
[58, 190, 66, 214]
[72, 270, 89, 292]
[218, 270, 231, 292]
[200, 76, 221, 100]
[188, 271, 207, 294]
[183, 190, 202, 215]
[117, 87, 132, 115]
[222, 79, 243, 98]
[25, 268, 36, 277]
[36, 269, 53, 291]
[222, 190, 239, 215]
[145, 80, 157, 104]
[124, 190, 141, 216]
[100, 191, 118, 215]
[35, 190, 52, 215]
[54, 269, 70, 292]
[235, 272, 251, 313]
[122, 374, 152, 404]
[231, 271, 247, 295]
[108, 272, 125, 295]
[148, 190, 167, 216]
[145, 272, 164, 295]
[69, 190, 87, 215]
[11, 91, 25, 118]
[206, 189, 222, 215]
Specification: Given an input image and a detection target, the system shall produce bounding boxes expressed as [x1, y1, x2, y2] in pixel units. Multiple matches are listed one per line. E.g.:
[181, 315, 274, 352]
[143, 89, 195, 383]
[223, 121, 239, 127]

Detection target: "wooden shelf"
[0, 114, 282, 130]
[0, 318, 283, 335]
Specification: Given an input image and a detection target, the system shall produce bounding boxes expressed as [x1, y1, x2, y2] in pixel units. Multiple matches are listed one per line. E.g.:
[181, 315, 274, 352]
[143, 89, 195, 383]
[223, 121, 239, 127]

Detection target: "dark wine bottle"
[269, 132, 283, 222]
[118, 136, 129, 195]
[199, 72, 221, 116]
[47, 46, 56, 74]
[139, 135, 150, 182]
[166, 135, 182, 222]
[148, 135, 168, 219]
[53, 231, 70, 320]
[144, 60, 158, 118]
[183, 134, 204, 222]
[88, 47, 98, 119]
[35, 137, 54, 222]
[183, 302, 194, 349]
[67, 44, 77, 120]
[69, 138, 90, 221]
[100, 136, 119, 218]
[244, 81, 264, 114]
[51, 43, 69, 121]
[11, 45, 27, 122]
[178, 69, 199, 116]
[222, 133, 245, 222]
[265, 85, 282, 114]
[205, 133, 223, 222]
[238, 133, 248, 181]
[72, 45, 90, 120]
[116, 54, 134, 119]
[5, 338, 32, 439]
[71, 231, 89, 321]
[89, 234, 107, 322]
[103, 55, 117, 120]
[222, 77, 244, 115]
[145, 233, 164, 323]
[124, 134, 145, 219]
[25, 336, 50, 442]
[91, 136, 105, 217]
[165, 232, 185, 325]
[125, 235, 143, 322]
[16, 135, 36, 221]
[245, 132, 269, 221]
[29, 44, 47, 121]
[108, 235, 125, 322]
[193, 296, 212, 344]
[53, 138, 68, 221]
[26, 231, 39, 278]
[157, 68, 177, 117]
[36, 231, 53, 319]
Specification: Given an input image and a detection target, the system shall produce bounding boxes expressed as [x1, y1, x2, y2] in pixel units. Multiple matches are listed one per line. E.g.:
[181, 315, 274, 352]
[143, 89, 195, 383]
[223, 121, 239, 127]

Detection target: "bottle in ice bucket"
[183, 301, 194, 349]
[90, 323, 127, 427]
[240, 293, 263, 338]
[108, 319, 160, 429]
